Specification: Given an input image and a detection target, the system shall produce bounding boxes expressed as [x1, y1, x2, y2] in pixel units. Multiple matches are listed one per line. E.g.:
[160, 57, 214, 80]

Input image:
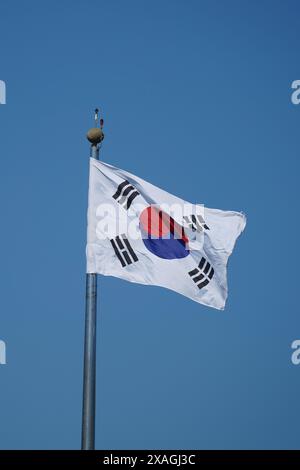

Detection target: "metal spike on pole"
[82, 109, 104, 450]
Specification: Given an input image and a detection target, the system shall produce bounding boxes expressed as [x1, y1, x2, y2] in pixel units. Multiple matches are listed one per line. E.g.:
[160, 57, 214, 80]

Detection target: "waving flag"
[86, 158, 246, 310]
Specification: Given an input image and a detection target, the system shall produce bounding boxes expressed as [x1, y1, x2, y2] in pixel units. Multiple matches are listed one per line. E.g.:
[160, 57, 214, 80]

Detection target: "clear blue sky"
[0, 0, 299, 450]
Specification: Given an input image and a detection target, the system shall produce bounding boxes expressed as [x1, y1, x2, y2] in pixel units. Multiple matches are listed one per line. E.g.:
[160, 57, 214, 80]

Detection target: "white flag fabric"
[86, 158, 246, 310]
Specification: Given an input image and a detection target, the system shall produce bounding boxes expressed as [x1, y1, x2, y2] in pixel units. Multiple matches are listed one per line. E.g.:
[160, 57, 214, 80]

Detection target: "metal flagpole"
[81, 109, 104, 450]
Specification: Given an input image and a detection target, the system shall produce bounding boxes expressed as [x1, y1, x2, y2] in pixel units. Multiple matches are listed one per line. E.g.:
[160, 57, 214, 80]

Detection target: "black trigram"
[112, 180, 140, 210]
[188, 257, 214, 290]
[110, 234, 138, 267]
[183, 214, 210, 232]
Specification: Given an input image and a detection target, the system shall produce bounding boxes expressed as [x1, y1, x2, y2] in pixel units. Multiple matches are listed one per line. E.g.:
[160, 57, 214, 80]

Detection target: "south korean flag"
[86, 158, 246, 310]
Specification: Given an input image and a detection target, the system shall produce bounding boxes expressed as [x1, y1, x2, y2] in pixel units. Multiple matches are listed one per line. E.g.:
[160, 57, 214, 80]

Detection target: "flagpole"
[81, 110, 104, 450]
